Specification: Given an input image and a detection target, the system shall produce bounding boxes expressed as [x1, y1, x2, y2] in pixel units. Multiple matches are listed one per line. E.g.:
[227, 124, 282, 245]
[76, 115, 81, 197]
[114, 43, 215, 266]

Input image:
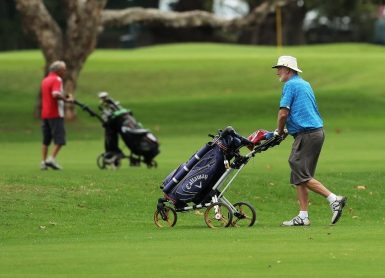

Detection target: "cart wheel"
[147, 160, 158, 168]
[204, 202, 233, 228]
[154, 206, 177, 228]
[231, 202, 256, 227]
[96, 153, 106, 169]
[129, 155, 141, 167]
[113, 157, 122, 169]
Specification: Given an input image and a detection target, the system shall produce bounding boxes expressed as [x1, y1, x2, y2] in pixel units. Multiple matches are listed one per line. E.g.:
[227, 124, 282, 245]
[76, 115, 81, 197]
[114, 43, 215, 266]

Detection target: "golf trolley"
[74, 92, 159, 169]
[154, 127, 286, 228]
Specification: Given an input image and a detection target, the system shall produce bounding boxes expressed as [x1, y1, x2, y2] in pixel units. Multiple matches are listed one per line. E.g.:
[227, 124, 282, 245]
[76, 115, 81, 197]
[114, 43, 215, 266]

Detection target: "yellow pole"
[275, 4, 283, 53]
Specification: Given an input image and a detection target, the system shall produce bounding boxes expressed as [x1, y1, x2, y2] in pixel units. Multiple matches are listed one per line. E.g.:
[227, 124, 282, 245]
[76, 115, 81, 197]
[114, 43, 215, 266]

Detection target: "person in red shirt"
[40, 60, 73, 170]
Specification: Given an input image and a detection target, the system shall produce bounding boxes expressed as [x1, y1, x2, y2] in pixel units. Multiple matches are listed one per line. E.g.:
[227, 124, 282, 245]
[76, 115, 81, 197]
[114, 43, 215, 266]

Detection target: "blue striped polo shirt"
[279, 75, 323, 135]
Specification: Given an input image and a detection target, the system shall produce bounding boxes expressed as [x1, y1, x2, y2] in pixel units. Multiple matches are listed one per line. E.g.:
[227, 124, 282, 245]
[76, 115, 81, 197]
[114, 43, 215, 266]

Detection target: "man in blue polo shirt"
[273, 56, 347, 226]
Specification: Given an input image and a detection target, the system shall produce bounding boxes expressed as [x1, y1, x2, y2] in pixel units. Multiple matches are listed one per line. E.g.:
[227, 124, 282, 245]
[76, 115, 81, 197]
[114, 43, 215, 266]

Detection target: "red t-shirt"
[41, 72, 64, 119]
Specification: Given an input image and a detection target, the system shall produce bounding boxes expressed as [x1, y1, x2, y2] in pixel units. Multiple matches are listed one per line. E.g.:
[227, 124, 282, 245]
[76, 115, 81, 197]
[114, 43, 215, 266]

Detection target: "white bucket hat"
[272, 55, 302, 73]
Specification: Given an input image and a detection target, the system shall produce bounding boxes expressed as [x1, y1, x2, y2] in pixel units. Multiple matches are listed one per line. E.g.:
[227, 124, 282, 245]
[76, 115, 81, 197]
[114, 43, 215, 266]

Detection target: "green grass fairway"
[1, 43, 385, 277]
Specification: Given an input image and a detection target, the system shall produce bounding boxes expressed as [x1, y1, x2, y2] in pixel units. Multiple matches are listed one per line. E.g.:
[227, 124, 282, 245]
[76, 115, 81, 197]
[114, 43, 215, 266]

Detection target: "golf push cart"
[154, 126, 287, 228]
[75, 92, 160, 169]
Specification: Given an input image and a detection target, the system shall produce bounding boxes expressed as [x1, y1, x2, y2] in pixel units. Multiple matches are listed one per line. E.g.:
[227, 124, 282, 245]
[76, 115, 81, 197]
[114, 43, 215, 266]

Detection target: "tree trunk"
[14, 0, 63, 62]
[15, 0, 108, 119]
[15, 0, 290, 119]
[101, 1, 280, 30]
[282, 1, 307, 45]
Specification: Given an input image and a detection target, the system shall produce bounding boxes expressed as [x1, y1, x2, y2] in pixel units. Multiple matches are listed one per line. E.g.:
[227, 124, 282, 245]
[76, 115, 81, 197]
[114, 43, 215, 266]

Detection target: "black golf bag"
[102, 107, 159, 166]
[162, 127, 250, 207]
[75, 94, 160, 168]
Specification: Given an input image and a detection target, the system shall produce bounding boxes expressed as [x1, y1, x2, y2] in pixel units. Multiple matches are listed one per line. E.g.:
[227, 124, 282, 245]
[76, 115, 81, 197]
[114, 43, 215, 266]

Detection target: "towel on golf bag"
[246, 129, 274, 150]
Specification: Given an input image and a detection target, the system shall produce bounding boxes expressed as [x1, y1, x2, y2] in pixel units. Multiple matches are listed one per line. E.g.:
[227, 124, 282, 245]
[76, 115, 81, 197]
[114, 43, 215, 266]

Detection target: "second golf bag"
[75, 92, 159, 168]
[99, 92, 159, 167]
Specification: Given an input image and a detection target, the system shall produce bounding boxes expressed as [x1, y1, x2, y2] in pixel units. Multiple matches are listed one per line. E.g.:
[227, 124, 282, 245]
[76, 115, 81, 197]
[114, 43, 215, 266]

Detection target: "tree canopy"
[8, 0, 381, 118]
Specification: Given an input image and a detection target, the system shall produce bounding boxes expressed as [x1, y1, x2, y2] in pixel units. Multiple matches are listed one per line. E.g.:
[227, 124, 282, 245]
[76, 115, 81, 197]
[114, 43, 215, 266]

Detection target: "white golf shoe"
[45, 157, 62, 170]
[40, 161, 48, 170]
[330, 196, 347, 224]
[281, 216, 310, 226]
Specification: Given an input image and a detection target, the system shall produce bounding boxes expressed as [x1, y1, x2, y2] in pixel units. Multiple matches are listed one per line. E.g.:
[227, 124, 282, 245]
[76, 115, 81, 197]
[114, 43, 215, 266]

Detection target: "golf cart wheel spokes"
[96, 153, 106, 169]
[154, 206, 177, 228]
[204, 202, 233, 228]
[232, 202, 256, 227]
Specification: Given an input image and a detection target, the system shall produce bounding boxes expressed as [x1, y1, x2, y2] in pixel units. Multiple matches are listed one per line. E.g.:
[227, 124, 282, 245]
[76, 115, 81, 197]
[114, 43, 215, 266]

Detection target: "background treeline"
[0, 0, 383, 51]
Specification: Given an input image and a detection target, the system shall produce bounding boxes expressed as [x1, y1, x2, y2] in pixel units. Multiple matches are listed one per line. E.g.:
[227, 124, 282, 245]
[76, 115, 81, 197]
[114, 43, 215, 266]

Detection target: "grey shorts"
[42, 118, 66, 146]
[289, 128, 324, 185]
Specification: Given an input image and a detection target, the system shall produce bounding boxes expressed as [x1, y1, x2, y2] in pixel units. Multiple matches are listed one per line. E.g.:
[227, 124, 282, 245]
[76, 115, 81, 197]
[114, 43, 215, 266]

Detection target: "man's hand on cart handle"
[274, 128, 288, 137]
[273, 129, 288, 145]
[65, 94, 75, 103]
